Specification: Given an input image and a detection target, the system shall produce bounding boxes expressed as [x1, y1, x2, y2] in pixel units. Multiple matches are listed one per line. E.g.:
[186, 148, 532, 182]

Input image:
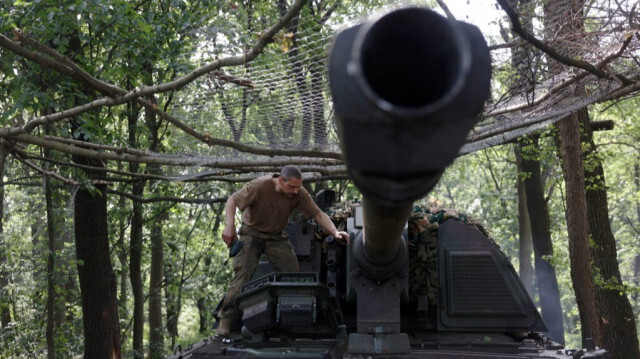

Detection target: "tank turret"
[330, 4, 490, 277]
[328, 7, 491, 346]
[169, 7, 611, 359]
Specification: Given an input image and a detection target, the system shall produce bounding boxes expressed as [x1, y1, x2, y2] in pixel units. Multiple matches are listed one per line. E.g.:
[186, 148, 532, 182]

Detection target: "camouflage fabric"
[219, 224, 299, 321]
[407, 205, 490, 305]
[317, 200, 358, 235]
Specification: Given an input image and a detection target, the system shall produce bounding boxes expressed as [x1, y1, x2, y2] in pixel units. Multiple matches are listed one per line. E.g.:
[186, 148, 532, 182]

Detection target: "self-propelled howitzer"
[328, 5, 492, 340]
[169, 6, 610, 359]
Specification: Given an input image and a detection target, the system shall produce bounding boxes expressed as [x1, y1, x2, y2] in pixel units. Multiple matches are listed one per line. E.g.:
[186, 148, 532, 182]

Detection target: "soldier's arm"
[314, 211, 350, 243]
[221, 196, 237, 247]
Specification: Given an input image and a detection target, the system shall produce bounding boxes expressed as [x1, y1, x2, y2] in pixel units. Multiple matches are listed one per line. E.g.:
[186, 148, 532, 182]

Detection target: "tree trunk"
[543, 0, 603, 347]
[165, 262, 180, 347]
[75, 184, 121, 358]
[516, 138, 565, 344]
[579, 111, 640, 358]
[162, 216, 183, 348]
[148, 215, 165, 359]
[194, 202, 225, 334]
[143, 56, 165, 357]
[196, 297, 208, 334]
[128, 111, 145, 359]
[73, 150, 121, 358]
[68, 53, 121, 353]
[45, 145, 57, 359]
[514, 146, 534, 296]
[506, 0, 564, 343]
[633, 164, 640, 305]
[130, 185, 144, 359]
[44, 123, 68, 358]
[125, 95, 145, 359]
[61, 193, 77, 324]
[556, 113, 602, 346]
[0, 149, 11, 329]
[507, 0, 534, 297]
[53, 209, 67, 328]
[116, 192, 129, 320]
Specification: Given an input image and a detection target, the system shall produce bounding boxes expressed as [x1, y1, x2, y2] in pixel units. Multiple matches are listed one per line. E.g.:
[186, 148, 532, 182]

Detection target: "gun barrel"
[329, 7, 491, 278]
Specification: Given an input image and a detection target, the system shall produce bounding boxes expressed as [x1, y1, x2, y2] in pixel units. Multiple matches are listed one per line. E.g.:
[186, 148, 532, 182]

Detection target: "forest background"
[1, 0, 640, 358]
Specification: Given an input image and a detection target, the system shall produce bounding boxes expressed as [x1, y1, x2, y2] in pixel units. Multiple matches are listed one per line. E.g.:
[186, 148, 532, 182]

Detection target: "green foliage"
[2, 0, 640, 355]
[430, 145, 520, 258]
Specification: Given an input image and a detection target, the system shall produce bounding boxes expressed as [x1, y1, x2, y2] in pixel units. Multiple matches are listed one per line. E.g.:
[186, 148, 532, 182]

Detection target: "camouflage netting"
[160, 0, 640, 182]
[407, 205, 494, 304]
[2, 0, 640, 188]
[319, 201, 492, 304]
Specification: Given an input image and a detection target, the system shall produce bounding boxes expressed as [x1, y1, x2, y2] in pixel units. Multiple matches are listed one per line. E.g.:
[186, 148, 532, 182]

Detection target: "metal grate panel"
[448, 251, 524, 316]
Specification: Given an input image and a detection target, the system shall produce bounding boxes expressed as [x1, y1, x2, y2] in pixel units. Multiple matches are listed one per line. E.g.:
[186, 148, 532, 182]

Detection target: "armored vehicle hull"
[169, 208, 609, 358]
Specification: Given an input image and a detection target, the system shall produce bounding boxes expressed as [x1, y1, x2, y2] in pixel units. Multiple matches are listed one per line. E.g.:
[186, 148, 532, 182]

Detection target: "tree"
[515, 158, 534, 295]
[74, 181, 121, 357]
[498, 0, 640, 349]
[541, 0, 637, 352]
[146, 68, 165, 359]
[555, 110, 603, 346]
[127, 104, 145, 359]
[148, 211, 166, 359]
[1, 0, 640, 355]
[579, 112, 640, 358]
[0, 149, 11, 329]
[516, 136, 565, 344]
[44, 130, 58, 359]
[503, 0, 564, 343]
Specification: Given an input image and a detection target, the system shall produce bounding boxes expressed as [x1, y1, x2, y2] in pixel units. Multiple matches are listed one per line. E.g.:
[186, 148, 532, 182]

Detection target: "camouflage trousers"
[219, 224, 299, 321]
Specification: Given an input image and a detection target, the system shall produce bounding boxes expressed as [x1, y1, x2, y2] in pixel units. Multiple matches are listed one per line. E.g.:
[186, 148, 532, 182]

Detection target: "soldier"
[217, 165, 350, 337]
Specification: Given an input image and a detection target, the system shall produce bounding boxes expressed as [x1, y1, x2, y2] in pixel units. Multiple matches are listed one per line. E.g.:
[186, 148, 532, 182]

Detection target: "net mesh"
[169, 0, 639, 181]
[8, 0, 640, 186]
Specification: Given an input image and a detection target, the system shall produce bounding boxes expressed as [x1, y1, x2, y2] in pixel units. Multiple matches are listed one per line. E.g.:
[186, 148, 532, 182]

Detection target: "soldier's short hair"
[280, 165, 302, 181]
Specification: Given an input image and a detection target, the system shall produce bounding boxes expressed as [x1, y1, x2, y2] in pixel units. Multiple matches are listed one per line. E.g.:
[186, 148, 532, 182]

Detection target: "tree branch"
[10, 133, 342, 168]
[484, 30, 635, 120]
[1, 0, 343, 161]
[496, 0, 632, 85]
[436, 0, 456, 20]
[107, 189, 226, 204]
[16, 148, 347, 183]
[210, 70, 255, 88]
[12, 151, 78, 186]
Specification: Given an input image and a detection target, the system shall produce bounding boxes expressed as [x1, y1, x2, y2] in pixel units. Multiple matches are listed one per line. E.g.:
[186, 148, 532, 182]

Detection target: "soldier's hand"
[221, 226, 237, 247]
[334, 230, 350, 244]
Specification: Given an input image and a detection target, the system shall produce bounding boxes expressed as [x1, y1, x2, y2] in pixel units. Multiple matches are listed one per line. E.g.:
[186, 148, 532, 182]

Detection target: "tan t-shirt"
[231, 175, 321, 234]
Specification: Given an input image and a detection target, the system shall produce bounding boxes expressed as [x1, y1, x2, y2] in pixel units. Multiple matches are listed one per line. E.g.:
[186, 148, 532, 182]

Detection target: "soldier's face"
[280, 177, 302, 197]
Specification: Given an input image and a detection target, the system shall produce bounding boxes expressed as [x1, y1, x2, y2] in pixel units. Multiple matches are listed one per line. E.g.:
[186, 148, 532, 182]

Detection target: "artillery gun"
[169, 6, 610, 359]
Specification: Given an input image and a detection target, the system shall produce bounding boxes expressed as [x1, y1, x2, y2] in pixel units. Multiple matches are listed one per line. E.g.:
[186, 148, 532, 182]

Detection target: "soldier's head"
[278, 165, 303, 197]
